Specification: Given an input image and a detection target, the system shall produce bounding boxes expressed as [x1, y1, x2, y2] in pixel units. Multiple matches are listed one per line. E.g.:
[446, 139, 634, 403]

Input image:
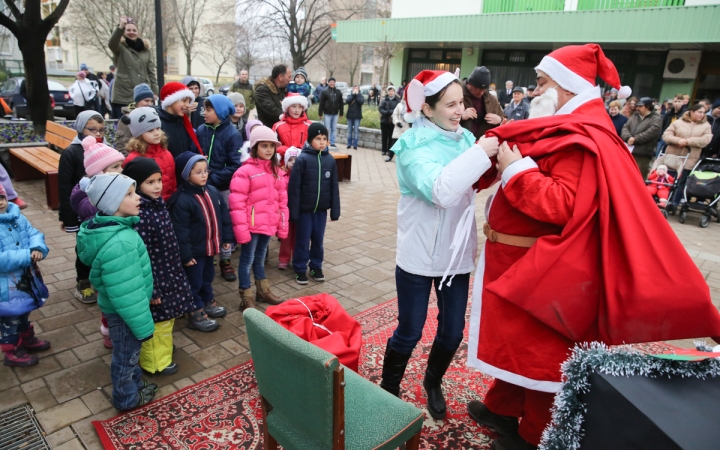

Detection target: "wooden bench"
[330, 152, 352, 182]
[9, 146, 61, 210]
[45, 120, 75, 151]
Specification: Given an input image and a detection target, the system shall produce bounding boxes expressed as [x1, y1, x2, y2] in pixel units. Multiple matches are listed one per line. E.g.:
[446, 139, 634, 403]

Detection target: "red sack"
[266, 293, 362, 371]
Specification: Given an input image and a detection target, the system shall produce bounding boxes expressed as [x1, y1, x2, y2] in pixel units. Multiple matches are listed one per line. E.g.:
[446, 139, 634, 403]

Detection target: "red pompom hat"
[535, 43, 631, 99]
[404, 69, 460, 123]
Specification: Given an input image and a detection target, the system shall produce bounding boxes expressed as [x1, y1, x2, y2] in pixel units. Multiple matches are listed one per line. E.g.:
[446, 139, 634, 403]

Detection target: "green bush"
[306, 104, 381, 129]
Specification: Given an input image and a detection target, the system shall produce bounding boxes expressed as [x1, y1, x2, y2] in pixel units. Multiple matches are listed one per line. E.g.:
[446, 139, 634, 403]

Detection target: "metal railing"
[577, 0, 685, 10]
[483, 0, 566, 13]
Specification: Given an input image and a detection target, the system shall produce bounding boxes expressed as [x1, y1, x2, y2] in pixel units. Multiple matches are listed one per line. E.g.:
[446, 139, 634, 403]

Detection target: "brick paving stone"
[36, 398, 91, 434]
[0, 386, 28, 413]
[44, 359, 111, 403]
[26, 386, 59, 413]
[53, 438, 86, 450]
[46, 427, 76, 447]
[81, 389, 113, 414]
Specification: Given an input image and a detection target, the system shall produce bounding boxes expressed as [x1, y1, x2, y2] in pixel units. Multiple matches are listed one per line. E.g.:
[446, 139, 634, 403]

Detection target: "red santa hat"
[404, 69, 460, 123]
[281, 93, 308, 114]
[535, 44, 632, 99]
[160, 81, 195, 110]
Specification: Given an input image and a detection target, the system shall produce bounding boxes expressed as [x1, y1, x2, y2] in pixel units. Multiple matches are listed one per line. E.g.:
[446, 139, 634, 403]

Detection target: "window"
[406, 48, 462, 80]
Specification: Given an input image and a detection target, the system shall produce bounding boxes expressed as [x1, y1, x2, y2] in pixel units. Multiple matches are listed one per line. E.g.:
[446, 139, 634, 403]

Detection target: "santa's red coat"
[467, 97, 720, 391]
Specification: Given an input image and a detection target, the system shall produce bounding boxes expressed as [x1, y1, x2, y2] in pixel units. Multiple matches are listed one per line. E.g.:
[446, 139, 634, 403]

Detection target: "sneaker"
[187, 310, 219, 332]
[278, 262, 288, 270]
[295, 272, 309, 285]
[204, 301, 227, 318]
[158, 362, 179, 376]
[310, 269, 325, 282]
[10, 197, 27, 210]
[75, 280, 98, 304]
[140, 379, 159, 392]
[219, 259, 237, 282]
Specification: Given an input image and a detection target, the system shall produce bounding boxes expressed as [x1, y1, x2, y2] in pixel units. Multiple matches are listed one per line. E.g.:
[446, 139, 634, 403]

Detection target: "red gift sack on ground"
[266, 293, 362, 371]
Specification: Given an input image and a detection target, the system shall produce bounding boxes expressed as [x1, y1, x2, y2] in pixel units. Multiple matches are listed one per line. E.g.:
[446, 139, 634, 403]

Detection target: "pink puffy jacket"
[229, 157, 289, 244]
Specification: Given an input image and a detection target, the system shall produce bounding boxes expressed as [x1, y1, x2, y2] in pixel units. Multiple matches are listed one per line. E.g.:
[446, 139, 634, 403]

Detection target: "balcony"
[483, 0, 566, 13]
[577, 0, 685, 9]
[483, 0, 685, 13]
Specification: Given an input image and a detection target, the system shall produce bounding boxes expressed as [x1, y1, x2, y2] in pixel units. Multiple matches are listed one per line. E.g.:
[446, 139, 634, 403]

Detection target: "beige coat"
[391, 101, 409, 139]
[662, 111, 712, 170]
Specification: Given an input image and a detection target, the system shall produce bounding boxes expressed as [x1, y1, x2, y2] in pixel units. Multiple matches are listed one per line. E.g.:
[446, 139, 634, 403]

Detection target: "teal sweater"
[77, 214, 154, 340]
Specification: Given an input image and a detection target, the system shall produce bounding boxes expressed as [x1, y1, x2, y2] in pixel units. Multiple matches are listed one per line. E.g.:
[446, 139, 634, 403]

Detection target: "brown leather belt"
[483, 222, 538, 248]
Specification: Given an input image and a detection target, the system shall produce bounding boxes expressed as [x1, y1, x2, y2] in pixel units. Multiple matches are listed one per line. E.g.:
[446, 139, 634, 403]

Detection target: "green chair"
[243, 308, 423, 450]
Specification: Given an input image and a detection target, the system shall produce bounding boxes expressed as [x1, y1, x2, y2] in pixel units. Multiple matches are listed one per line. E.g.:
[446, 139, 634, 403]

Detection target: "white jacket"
[69, 79, 97, 107]
[392, 101, 409, 140]
[394, 116, 492, 278]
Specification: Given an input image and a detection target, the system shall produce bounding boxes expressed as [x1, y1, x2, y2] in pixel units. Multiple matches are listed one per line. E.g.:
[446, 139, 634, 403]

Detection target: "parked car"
[359, 84, 373, 101]
[0, 77, 75, 119]
[198, 77, 215, 95]
[334, 81, 350, 97]
[219, 84, 230, 95]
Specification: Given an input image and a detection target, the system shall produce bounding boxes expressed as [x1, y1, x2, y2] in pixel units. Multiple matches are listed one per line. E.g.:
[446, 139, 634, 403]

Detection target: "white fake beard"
[528, 87, 559, 119]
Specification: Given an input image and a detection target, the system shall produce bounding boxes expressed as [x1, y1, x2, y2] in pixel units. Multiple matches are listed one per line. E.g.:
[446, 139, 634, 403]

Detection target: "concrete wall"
[334, 123, 383, 150]
[659, 79, 696, 102]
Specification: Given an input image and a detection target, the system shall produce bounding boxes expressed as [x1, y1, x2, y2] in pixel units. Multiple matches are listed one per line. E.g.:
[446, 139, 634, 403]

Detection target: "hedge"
[305, 104, 381, 129]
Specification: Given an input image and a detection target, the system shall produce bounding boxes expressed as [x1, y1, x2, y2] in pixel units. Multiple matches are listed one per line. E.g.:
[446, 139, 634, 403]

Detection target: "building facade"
[336, 0, 720, 102]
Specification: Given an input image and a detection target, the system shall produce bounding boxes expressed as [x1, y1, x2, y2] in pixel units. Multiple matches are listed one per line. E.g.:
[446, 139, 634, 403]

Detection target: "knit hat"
[74, 110, 103, 135]
[404, 69, 460, 123]
[175, 152, 207, 182]
[121, 106, 161, 138]
[281, 93, 308, 114]
[535, 43, 631, 98]
[206, 94, 235, 122]
[0, 184, 6, 198]
[80, 63, 88, 71]
[76, 71, 86, 79]
[134, 83, 154, 103]
[82, 136, 124, 177]
[86, 174, 136, 215]
[284, 146, 301, 166]
[245, 119, 262, 139]
[227, 92, 245, 108]
[307, 122, 328, 142]
[328, 77, 336, 83]
[124, 157, 162, 188]
[293, 67, 308, 82]
[712, 98, 720, 111]
[249, 126, 281, 149]
[160, 81, 195, 110]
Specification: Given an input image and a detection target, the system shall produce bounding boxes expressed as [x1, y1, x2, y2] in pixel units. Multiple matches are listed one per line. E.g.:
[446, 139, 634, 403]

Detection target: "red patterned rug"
[93, 293, 675, 449]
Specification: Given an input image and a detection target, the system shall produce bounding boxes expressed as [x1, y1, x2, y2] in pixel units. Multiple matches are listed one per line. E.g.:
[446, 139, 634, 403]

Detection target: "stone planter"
[333, 123, 382, 150]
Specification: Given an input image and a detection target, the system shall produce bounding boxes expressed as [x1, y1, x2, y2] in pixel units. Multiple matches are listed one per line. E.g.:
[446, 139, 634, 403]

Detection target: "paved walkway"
[1, 146, 719, 449]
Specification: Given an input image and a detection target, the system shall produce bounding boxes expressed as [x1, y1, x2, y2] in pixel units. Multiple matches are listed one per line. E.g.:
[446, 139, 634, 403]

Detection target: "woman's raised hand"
[478, 136, 499, 158]
[119, 15, 128, 29]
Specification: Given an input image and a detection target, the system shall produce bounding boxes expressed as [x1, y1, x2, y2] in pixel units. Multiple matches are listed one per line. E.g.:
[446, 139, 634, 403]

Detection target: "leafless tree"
[169, 0, 210, 75]
[199, 22, 237, 84]
[317, 40, 338, 79]
[234, 11, 267, 74]
[243, 0, 364, 69]
[0, 0, 70, 133]
[340, 44, 362, 85]
[375, 37, 400, 90]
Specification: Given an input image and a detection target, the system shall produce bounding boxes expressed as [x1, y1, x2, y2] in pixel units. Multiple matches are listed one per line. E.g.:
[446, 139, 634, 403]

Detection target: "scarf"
[125, 37, 145, 52]
[183, 114, 204, 156]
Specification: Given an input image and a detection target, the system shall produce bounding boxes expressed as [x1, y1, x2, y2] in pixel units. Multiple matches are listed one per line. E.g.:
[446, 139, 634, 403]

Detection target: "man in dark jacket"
[622, 97, 662, 179]
[703, 99, 720, 158]
[288, 123, 340, 285]
[497, 80, 514, 109]
[318, 78, 344, 147]
[345, 85, 364, 149]
[460, 66, 505, 140]
[503, 87, 530, 121]
[254, 64, 292, 128]
[230, 70, 255, 121]
[657, 94, 687, 156]
[379, 86, 400, 158]
[314, 77, 328, 104]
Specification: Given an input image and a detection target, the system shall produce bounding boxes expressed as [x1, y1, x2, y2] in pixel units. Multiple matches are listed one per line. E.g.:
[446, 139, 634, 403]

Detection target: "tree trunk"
[18, 32, 52, 135]
[186, 51, 192, 76]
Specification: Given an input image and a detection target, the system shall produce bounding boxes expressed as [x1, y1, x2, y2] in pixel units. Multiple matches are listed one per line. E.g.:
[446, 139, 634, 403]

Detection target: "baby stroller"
[678, 157, 720, 228]
[647, 152, 687, 219]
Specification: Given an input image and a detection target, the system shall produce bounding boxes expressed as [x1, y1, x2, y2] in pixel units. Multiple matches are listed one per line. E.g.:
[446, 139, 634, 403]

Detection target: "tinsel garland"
[539, 341, 720, 450]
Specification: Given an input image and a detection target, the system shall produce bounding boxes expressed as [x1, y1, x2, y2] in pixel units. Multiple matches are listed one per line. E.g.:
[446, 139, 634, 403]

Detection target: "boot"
[491, 434, 538, 450]
[10, 197, 27, 210]
[422, 342, 456, 419]
[468, 401, 519, 437]
[379, 339, 412, 397]
[219, 259, 237, 282]
[187, 310, 219, 332]
[239, 288, 257, 311]
[19, 324, 50, 351]
[255, 279, 283, 305]
[2, 340, 39, 367]
[385, 152, 395, 162]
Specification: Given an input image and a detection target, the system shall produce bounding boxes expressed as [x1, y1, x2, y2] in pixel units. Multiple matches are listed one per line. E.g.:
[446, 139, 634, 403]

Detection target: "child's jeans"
[105, 313, 144, 410]
[293, 211, 327, 274]
[140, 319, 174, 373]
[239, 233, 271, 290]
[183, 255, 216, 311]
[0, 313, 30, 345]
[279, 223, 296, 266]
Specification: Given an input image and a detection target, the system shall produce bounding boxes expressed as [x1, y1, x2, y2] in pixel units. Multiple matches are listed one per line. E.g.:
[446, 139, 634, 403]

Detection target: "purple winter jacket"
[70, 179, 98, 223]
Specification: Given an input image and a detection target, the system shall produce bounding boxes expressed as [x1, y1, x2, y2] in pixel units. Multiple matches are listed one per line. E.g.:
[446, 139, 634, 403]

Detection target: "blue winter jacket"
[196, 116, 243, 191]
[288, 144, 340, 222]
[0, 203, 49, 316]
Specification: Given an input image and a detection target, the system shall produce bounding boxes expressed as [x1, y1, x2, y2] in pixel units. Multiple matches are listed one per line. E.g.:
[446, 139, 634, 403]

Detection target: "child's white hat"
[284, 146, 301, 165]
[281, 93, 308, 114]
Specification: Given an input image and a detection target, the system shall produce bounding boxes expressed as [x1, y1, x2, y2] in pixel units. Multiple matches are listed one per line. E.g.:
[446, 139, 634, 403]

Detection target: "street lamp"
[155, 0, 164, 86]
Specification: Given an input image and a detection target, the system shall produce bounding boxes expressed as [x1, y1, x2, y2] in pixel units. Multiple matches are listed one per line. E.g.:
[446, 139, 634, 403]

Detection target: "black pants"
[75, 245, 91, 282]
[111, 102, 125, 120]
[381, 123, 395, 154]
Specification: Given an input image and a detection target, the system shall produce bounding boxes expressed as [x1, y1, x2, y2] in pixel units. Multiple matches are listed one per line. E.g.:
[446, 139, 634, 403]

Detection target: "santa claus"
[465, 44, 720, 450]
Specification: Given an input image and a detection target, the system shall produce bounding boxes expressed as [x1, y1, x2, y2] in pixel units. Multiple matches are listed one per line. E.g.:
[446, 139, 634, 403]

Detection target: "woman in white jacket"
[380, 70, 498, 420]
[387, 99, 410, 162]
[68, 72, 98, 116]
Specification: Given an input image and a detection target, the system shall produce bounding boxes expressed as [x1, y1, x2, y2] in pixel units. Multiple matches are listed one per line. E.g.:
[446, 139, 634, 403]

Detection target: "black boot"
[468, 401, 519, 437]
[385, 152, 394, 162]
[379, 340, 412, 397]
[423, 342, 456, 419]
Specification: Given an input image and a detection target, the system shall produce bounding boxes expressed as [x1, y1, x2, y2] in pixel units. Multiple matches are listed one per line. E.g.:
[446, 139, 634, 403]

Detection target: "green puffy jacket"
[77, 214, 154, 340]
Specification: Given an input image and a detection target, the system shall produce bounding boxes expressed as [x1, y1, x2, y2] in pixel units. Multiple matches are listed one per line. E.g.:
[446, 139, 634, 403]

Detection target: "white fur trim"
[467, 242, 562, 393]
[161, 88, 195, 110]
[281, 95, 308, 113]
[501, 156, 538, 188]
[536, 55, 594, 95]
[555, 86, 601, 116]
[618, 85, 632, 99]
[423, 72, 458, 98]
[404, 111, 416, 123]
